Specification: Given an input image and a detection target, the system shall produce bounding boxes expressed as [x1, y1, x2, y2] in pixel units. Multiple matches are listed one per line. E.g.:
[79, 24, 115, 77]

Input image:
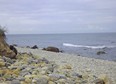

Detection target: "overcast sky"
[0, 0, 116, 34]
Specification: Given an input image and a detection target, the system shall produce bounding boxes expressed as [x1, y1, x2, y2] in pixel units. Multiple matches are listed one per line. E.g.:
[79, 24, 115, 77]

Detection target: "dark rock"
[94, 79, 105, 84]
[9, 80, 20, 84]
[42, 46, 60, 52]
[31, 45, 38, 49]
[97, 51, 106, 55]
[9, 45, 17, 56]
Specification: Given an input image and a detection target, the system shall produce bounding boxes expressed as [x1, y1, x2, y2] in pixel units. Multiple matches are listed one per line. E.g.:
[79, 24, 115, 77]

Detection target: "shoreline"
[16, 47, 116, 83]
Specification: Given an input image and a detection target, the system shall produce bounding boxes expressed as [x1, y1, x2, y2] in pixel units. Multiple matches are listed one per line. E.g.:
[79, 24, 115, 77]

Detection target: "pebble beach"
[0, 47, 116, 84]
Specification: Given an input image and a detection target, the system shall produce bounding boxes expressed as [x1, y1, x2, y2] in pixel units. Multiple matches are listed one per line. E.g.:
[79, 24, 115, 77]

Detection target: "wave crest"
[63, 43, 114, 49]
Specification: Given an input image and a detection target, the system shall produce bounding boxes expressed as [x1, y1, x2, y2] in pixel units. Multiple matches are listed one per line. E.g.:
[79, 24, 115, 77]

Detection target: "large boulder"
[43, 46, 60, 52]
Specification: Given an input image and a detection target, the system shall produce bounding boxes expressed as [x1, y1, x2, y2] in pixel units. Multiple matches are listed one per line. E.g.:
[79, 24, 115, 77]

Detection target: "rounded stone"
[9, 80, 20, 84]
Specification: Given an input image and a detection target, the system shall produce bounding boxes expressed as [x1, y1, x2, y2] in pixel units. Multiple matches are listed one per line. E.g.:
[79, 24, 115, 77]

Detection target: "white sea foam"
[63, 43, 115, 49]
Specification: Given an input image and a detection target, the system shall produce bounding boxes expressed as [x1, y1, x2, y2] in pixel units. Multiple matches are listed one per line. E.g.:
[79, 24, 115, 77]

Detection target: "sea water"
[7, 33, 116, 61]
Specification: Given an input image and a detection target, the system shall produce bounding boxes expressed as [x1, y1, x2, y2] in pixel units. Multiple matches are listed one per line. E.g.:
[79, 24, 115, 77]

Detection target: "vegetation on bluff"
[0, 25, 6, 39]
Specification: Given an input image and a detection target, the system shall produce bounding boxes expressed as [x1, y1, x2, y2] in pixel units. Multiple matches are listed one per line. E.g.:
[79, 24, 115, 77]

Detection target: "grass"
[0, 25, 6, 39]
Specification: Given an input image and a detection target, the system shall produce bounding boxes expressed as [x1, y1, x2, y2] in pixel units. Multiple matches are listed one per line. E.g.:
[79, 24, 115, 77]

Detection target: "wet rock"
[31, 45, 38, 49]
[97, 51, 106, 55]
[43, 46, 60, 52]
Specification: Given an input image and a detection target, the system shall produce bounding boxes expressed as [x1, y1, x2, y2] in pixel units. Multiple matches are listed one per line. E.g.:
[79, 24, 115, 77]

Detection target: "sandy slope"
[17, 47, 116, 83]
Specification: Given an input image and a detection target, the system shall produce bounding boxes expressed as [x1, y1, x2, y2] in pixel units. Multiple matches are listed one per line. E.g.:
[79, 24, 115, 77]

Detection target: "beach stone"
[0, 61, 5, 67]
[2, 56, 14, 64]
[9, 66, 18, 70]
[66, 79, 76, 84]
[62, 64, 72, 69]
[17, 77, 25, 81]
[21, 72, 31, 77]
[32, 79, 37, 83]
[6, 77, 14, 81]
[32, 70, 39, 75]
[94, 79, 105, 84]
[19, 65, 27, 70]
[58, 79, 66, 84]
[0, 58, 4, 62]
[9, 80, 20, 84]
[32, 59, 39, 64]
[25, 78, 32, 83]
[41, 57, 50, 64]
[28, 58, 34, 64]
[39, 70, 47, 75]
[45, 64, 56, 73]
[71, 72, 82, 78]
[48, 81, 56, 84]
[49, 74, 66, 81]
[35, 77, 48, 84]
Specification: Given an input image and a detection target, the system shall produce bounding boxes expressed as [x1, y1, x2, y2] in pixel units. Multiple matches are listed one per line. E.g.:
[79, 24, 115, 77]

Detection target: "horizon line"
[6, 32, 116, 35]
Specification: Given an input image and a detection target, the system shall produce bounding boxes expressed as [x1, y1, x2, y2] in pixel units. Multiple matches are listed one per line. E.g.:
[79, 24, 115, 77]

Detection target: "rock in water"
[97, 51, 106, 55]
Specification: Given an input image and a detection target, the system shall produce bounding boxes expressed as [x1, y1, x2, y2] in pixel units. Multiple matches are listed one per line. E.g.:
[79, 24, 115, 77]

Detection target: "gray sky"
[0, 0, 116, 34]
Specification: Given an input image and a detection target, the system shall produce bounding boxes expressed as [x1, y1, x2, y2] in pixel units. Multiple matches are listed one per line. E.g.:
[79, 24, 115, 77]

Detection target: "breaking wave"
[63, 43, 115, 49]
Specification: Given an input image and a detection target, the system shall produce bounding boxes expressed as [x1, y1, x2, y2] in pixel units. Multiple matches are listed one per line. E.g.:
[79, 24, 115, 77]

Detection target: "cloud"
[0, 0, 116, 34]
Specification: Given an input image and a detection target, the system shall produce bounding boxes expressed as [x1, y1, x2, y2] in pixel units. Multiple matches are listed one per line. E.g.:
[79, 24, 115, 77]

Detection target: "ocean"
[6, 33, 116, 61]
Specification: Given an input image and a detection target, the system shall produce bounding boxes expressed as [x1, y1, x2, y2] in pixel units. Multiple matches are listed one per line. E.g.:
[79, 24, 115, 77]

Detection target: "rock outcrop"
[0, 28, 17, 59]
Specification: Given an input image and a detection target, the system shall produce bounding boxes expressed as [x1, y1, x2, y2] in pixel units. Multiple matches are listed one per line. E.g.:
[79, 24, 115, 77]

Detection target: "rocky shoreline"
[0, 52, 108, 84]
[0, 47, 116, 84]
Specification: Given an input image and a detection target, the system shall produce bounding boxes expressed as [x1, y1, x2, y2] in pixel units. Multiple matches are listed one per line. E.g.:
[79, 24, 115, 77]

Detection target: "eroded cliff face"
[0, 36, 16, 59]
